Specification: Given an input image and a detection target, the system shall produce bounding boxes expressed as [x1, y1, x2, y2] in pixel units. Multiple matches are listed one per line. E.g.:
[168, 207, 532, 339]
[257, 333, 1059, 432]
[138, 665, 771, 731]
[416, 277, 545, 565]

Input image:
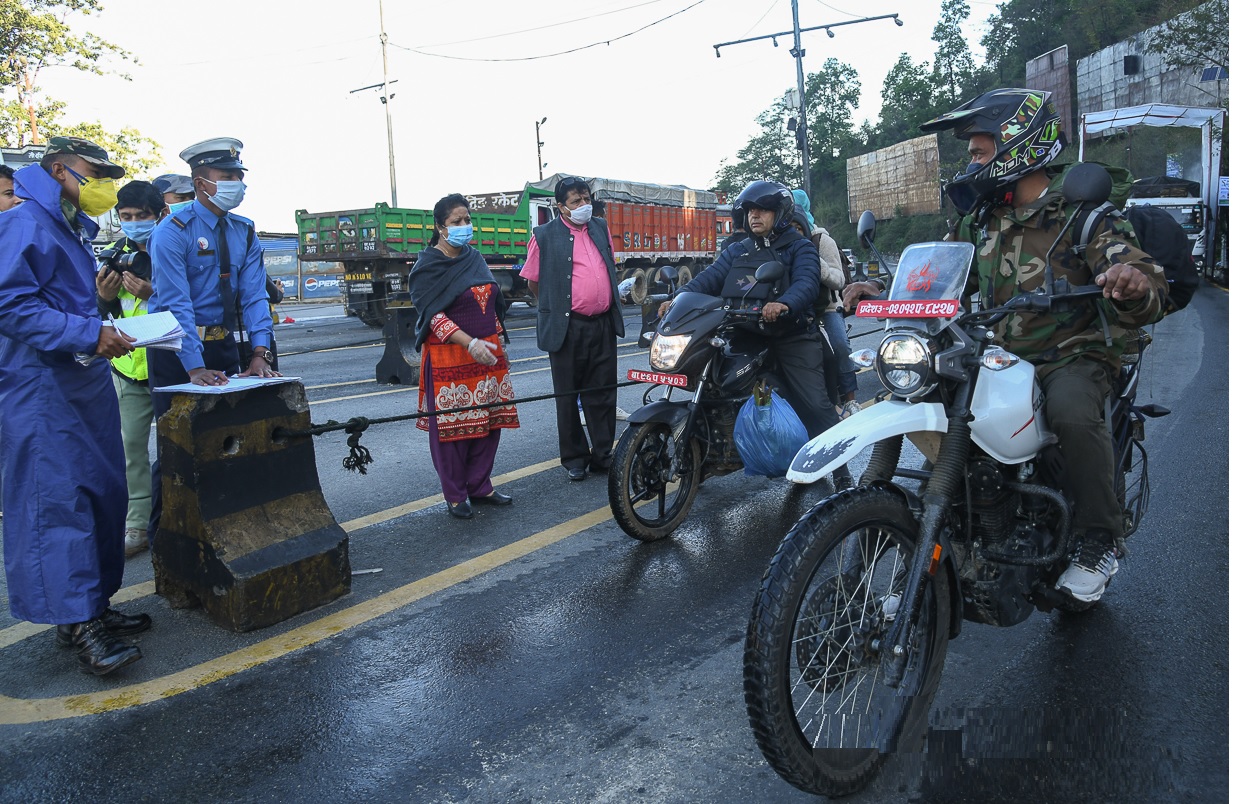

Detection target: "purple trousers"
[429, 422, 501, 504]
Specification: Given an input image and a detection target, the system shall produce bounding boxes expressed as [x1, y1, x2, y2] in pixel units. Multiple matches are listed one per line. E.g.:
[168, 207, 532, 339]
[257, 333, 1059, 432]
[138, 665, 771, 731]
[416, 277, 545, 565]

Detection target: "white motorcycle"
[742, 164, 1169, 797]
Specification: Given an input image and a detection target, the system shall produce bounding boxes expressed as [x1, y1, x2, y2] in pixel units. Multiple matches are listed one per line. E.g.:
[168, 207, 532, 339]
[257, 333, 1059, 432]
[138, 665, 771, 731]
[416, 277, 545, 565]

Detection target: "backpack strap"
[1066, 201, 1120, 348]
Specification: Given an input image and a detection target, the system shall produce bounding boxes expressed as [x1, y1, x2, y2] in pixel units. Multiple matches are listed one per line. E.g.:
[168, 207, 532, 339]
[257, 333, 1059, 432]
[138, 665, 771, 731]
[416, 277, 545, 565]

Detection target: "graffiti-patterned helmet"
[920, 88, 1064, 214]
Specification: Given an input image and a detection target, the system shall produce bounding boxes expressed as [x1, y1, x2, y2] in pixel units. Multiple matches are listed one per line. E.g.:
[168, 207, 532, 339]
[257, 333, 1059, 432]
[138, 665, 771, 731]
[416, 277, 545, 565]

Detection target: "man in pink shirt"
[520, 176, 625, 480]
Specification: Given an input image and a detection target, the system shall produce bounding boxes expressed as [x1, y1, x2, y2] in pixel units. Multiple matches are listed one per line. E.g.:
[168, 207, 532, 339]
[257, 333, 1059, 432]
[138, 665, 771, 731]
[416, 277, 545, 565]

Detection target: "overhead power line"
[390, 0, 706, 63]
[411, 0, 667, 49]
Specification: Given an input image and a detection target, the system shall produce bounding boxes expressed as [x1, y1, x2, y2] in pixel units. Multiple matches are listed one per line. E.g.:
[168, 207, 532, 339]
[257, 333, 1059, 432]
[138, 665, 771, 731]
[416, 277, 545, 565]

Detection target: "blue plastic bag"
[733, 385, 809, 478]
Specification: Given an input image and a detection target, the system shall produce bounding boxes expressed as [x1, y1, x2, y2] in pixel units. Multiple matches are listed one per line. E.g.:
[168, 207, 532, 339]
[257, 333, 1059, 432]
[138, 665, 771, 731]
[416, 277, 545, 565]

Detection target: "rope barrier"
[278, 314, 882, 474]
[276, 380, 643, 474]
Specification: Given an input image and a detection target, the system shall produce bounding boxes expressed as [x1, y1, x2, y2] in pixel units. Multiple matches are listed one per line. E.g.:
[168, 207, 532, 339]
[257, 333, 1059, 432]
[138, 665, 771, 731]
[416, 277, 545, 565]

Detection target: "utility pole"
[714, 9, 903, 196]
[536, 117, 547, 180]
[379, 0, 398, 207]
[790, 0, 811, 194]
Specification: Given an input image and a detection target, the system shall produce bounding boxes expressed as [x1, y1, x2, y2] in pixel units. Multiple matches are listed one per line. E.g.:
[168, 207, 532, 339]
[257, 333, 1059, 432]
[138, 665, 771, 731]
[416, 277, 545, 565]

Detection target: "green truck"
[295, 186, 555, 327]
[296, 174, 723, 327]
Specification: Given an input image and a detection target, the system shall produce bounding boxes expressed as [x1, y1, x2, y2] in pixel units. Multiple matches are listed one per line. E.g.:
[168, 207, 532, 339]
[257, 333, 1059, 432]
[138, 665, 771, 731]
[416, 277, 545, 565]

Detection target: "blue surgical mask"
[445, 224, 473, 248]
[168, 200, 194, 216]
[205, 179, 246, 212]
[120, 219, 157, 244]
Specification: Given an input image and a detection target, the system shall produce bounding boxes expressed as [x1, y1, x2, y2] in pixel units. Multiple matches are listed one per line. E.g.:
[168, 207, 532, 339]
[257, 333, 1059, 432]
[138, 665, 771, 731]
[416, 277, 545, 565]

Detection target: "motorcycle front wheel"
[608, 420, 702, 542]
[743, 486, 950, 797]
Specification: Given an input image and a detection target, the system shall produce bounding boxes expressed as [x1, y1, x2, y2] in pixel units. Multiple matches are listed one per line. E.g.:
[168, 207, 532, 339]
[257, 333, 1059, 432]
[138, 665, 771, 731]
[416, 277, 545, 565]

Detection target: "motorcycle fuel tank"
[968, 359, 1055, 463]
[715, 344, 768, 397]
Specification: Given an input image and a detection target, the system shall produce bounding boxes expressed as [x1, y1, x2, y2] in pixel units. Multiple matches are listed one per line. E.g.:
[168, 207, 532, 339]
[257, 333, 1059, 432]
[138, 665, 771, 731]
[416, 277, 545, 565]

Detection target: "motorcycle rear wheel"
[744, 487, 950, 797]
[608, 421, 703, 542]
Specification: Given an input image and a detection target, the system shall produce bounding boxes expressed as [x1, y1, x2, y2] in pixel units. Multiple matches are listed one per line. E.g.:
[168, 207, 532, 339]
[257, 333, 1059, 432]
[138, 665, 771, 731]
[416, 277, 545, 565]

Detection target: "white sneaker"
[841, 400, 863, 418]
[1056, 539, 1119, 603]
[124, 528, 148, 558]
[615, 406, 630, 421]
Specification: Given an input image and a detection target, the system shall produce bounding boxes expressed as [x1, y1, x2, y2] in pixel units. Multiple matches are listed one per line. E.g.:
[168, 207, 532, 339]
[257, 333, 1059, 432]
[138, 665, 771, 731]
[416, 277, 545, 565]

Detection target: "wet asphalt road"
[0, 287, 1229, 803]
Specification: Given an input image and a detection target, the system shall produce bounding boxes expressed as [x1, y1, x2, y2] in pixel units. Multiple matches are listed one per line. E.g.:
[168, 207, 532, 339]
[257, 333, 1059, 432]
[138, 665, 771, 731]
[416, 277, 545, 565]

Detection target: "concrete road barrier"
[153, 382, 351, 632]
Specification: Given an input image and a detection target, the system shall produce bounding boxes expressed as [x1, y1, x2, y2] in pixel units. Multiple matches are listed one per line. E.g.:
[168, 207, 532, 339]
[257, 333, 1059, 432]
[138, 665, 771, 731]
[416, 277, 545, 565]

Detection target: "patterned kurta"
[417, 283, 519, 441]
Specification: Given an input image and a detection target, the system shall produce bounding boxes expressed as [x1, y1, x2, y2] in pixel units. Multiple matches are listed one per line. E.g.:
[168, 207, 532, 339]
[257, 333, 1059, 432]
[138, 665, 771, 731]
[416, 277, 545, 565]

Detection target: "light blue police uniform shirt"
[148, 199, 273, 372]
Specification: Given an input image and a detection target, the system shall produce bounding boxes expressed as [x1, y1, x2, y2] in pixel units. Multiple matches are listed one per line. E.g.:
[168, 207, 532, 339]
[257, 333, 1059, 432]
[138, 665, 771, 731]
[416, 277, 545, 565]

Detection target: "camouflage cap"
[153, 173, 194, 195]
[44, 136, 125, 179]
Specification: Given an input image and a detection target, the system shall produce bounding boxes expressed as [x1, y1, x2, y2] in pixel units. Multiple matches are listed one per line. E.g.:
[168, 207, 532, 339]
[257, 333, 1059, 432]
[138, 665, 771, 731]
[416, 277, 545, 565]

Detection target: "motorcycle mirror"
[658, 264, 678, 283]
[756, 261, 785, 283]
[1062, 162, 1113, 206]
[857, 210, 876, 249]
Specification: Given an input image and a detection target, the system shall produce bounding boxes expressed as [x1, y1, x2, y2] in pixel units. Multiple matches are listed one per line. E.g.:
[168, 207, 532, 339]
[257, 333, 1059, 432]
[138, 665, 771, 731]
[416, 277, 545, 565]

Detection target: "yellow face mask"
[64, 165, 118, 217]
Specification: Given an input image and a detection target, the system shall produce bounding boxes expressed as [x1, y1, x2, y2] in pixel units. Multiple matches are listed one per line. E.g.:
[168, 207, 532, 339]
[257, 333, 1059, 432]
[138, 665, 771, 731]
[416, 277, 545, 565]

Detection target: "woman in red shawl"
[408, 194, 519, 519]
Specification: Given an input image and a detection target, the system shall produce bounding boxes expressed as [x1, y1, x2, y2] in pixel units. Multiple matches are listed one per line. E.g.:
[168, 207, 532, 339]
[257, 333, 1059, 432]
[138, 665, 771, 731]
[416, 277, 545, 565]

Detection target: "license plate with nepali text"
[627, 369, 688, 388]
[855, 299, 960, 318]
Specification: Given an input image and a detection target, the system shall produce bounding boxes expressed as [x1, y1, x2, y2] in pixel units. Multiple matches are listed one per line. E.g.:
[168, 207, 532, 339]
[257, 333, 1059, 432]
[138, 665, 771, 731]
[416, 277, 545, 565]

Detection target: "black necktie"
[217, 216, 239, 333]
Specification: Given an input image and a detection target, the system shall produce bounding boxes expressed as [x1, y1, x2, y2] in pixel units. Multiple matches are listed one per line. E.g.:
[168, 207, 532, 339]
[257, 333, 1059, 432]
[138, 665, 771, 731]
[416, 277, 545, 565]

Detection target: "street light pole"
[379, 0, 398, 207]
[790, 0, 812, 194]
[536, 117, 547, 180]
[713, 9, 903, 195]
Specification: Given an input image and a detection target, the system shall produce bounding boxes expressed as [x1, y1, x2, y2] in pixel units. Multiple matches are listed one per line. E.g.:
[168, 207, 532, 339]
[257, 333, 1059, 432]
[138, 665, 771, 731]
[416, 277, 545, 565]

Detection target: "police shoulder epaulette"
[169, 214, 189, 230]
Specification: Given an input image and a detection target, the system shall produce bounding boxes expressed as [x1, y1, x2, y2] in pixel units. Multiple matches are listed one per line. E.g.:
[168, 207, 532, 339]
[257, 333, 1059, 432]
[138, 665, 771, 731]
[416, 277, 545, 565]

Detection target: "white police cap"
[179, 137, 246, 171]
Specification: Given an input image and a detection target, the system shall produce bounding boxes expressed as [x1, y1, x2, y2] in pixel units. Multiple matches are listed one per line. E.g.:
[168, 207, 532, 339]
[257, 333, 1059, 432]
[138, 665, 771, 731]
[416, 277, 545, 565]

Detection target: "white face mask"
[566, 203, 593, 225]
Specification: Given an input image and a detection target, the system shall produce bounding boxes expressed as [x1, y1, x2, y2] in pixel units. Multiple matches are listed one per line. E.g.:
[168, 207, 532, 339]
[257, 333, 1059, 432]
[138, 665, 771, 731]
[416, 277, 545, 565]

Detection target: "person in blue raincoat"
[0, 137, 153, 676]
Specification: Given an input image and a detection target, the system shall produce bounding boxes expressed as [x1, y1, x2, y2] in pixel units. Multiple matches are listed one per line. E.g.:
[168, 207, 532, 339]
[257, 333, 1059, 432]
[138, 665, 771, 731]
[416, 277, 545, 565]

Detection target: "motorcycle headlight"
[650, 333, 691, 371]
[876, 333, 934, 399]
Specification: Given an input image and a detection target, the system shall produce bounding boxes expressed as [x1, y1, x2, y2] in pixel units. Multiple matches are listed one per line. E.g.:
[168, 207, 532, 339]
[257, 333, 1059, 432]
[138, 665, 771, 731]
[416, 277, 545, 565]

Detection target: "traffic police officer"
[147, 137, 278, 536]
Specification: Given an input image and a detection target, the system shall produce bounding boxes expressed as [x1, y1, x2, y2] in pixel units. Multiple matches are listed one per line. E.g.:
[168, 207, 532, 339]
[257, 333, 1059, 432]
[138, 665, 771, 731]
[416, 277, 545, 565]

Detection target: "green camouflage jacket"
[952, 187, 1167, 376]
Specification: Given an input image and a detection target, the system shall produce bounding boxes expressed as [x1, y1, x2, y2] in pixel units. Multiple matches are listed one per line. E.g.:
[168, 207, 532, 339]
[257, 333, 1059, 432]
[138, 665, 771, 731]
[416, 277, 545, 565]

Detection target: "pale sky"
[32, 0, 1000, 232]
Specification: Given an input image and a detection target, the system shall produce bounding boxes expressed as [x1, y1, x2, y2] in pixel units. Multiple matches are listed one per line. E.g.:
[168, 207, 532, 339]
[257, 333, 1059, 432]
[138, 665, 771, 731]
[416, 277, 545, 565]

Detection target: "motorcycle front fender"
[626, 398, 690, 429]
[786, 400, 949, 484]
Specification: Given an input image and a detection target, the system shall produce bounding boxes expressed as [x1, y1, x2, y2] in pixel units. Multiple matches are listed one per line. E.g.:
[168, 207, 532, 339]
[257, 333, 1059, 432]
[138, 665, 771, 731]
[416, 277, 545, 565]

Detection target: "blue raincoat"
[0, 164, 126, 624]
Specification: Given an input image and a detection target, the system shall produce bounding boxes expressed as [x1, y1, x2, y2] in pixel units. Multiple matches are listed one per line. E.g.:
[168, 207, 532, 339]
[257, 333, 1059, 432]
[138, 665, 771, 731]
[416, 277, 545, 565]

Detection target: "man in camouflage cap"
[0, 134, 151, 676]
[843, 88, 1167, 606]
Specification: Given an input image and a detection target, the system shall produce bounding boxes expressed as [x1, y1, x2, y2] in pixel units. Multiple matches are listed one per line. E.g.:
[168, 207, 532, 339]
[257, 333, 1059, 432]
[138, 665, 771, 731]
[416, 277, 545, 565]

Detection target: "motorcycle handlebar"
[969, 282, 1105, 327]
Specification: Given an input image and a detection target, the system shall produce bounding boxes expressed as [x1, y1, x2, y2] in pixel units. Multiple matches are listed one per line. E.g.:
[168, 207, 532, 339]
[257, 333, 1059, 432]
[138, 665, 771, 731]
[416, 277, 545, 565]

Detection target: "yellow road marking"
[0, 458, 565, 652]
[0, 505, 614, 725]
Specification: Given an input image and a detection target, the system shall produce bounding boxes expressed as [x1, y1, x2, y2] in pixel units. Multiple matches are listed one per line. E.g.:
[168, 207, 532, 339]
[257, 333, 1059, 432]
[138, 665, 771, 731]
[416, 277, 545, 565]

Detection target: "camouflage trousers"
[1040, 358, 1122, 541]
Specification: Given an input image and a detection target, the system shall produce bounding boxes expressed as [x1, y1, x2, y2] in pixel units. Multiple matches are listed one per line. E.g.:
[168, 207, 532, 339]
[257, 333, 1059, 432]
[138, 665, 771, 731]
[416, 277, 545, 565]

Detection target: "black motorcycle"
[742, 164, 1170, 797]
[608, 262, 790, 541]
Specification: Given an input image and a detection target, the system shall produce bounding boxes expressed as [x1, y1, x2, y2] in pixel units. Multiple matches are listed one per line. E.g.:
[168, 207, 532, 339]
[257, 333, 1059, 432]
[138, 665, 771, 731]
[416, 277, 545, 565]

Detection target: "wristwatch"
[256, 349, 274, 366]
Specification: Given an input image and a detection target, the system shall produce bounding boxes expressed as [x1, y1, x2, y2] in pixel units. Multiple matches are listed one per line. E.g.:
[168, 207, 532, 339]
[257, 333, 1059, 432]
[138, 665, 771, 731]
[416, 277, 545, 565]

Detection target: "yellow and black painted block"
[152, 382, 350, 632]
[375, 305, 421, 386]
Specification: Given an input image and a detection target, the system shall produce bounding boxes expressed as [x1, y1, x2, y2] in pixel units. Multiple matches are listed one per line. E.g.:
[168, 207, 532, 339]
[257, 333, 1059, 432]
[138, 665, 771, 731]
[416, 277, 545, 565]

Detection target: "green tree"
[0, 0, 135, 146]
[804, 57, 862, 173]
[45, 119, 161, 178]
[1146, 0, 1228, 71]
[713, 99, 803, 195]
[930, 0, 975, 106]
[863, 53, 938, 147]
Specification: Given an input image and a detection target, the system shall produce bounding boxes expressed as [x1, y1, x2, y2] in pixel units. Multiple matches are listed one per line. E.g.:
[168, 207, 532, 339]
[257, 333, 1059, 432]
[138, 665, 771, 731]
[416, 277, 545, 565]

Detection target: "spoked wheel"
[744, 487, 950, 797]
[608, 421, 702, 542]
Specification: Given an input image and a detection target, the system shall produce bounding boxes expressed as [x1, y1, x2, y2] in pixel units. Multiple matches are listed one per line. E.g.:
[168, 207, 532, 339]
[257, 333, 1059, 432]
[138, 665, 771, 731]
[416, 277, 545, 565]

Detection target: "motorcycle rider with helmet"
[842, 88, 1167, 604]
[660, 179, 852, 490]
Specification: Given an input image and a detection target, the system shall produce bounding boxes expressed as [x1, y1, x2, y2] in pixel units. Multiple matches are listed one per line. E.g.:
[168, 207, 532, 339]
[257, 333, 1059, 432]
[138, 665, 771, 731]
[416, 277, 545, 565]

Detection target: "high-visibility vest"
[108, 240, 149, 383]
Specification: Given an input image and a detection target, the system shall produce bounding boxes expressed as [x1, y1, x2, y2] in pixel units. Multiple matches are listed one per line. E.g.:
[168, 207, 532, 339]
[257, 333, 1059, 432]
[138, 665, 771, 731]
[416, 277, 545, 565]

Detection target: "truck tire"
[677, 265, 694, 288]
[629, 267, 650, 304]
[358, 296, 386, 328]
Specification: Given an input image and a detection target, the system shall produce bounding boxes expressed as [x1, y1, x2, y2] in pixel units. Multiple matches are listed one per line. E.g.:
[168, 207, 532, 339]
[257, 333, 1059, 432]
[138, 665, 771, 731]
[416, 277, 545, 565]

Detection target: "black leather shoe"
[447, 500, 473, 519]
[567, 467, 587, 481]
[470, 491, 513, 506]
[56, 607, 152, 646]
[66, 619, 143, 676]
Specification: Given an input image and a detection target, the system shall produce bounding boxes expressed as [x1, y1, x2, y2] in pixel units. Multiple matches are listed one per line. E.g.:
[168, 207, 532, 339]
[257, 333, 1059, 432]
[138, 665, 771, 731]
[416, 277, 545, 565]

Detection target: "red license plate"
[855, 299, 960, 318]
[628, 369, 688, 388]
